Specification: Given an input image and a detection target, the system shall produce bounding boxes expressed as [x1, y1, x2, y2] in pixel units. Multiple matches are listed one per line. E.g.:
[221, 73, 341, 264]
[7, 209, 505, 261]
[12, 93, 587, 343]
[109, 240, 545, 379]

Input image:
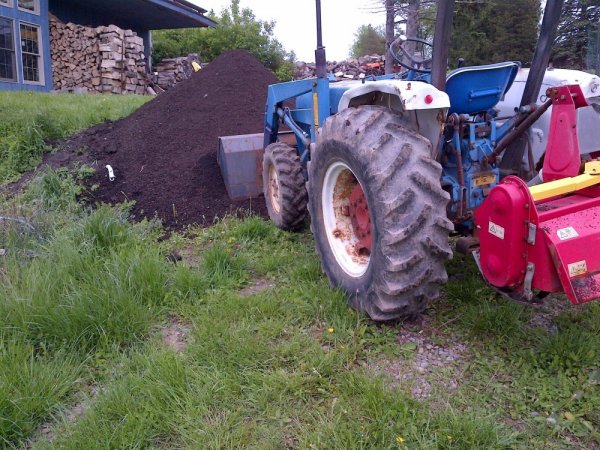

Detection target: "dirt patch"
[177, 244, 201, 268]
[528, 293, 572, 334]
[44, 50, 278, 230]
[238, 277, 275, 297]
[30, 384, 102, 447]
[369, 316, 470, 400]
[161, 317, 191, 353]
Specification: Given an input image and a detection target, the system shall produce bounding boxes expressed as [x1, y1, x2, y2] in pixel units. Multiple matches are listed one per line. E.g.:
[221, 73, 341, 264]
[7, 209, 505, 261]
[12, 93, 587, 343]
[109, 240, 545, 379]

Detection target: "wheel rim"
[268, 163, 281, 214]
[322, 161, 371, 278]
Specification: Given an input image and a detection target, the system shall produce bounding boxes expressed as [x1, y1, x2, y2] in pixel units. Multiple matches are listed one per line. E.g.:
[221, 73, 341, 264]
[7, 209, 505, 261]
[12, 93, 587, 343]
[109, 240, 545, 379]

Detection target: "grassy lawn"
[0, 92, 599, 449]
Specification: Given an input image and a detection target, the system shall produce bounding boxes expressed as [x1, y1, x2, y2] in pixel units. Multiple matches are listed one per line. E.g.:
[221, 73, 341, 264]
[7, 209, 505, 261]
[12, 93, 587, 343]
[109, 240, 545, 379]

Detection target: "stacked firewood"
[153, 54, 200, 91]
[49, 15, 99, 91]
[293, 54, 386, 80]
[97, 26, 147, 94]
[49, 14, 148, 94]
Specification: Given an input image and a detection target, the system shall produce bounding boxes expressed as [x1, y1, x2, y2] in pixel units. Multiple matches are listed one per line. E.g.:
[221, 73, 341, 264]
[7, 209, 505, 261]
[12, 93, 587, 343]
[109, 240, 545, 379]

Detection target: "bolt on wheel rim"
[322, 161, 371, 278]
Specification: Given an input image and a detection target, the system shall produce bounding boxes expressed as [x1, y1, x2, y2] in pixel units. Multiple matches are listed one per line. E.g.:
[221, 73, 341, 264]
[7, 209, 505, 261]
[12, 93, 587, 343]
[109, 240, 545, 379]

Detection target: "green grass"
[0, 91, 149, 183]
[1, 169, 599, 448]
[0, 335, 82, 446]
[1, 162, 599, 447]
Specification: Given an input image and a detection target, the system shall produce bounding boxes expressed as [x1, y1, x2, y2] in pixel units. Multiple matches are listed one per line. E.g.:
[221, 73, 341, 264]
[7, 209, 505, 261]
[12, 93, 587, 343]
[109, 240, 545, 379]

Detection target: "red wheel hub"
[348, 183, 372, 254]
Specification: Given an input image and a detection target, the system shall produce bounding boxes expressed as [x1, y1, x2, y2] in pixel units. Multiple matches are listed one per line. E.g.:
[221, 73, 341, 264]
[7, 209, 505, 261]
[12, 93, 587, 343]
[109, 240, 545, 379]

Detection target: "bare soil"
[160, 317, 191, 353]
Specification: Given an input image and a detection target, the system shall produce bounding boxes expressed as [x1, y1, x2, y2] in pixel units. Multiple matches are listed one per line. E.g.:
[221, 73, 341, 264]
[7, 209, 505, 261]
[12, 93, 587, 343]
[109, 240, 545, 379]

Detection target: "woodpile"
[293, 54, 386, 80]
[153, 54, 200, 91]
[50, 14, 149, 95]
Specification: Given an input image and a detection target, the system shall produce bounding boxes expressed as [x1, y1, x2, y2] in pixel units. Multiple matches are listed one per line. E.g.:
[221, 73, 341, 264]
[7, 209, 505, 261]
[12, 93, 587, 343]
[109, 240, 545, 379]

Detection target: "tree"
[553, 0, 600, 71]
[451, 0, 540, 67]
[152, 0, 294, 80]
[373, 0, 437, 39]
[350, 24, 387, 58]
[380, 0, 540, 70]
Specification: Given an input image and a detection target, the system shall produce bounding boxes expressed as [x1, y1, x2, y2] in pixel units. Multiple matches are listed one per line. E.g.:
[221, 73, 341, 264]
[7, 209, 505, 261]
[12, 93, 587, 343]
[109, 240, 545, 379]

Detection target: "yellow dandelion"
[227, 237, 234, 243]
[396, 436, 405, 444]
[226, 248, 232, 254]
[327, 327, 335, 334]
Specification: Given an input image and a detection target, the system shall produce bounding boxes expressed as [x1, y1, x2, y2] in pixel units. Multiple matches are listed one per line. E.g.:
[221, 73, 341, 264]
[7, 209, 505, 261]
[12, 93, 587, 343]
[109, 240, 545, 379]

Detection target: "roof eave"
[148, 0, 216, 29]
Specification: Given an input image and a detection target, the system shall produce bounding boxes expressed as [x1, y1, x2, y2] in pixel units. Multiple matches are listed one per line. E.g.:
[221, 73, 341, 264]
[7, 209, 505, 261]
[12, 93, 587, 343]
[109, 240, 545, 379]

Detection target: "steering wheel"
[389, 36, 433, 73]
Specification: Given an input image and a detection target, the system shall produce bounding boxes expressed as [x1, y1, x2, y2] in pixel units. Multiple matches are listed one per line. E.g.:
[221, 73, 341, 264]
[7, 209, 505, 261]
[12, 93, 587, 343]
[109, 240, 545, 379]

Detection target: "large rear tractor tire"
[307, 106, 454, 320]
[262, 142, 308, 231]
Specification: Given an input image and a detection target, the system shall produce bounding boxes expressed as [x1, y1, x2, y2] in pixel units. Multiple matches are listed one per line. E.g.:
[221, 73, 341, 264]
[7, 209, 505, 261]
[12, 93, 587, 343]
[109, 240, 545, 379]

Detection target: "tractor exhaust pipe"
[315, 0, 327, 78]
[431, 0, 455, 91]
[519, 0, 564, 108]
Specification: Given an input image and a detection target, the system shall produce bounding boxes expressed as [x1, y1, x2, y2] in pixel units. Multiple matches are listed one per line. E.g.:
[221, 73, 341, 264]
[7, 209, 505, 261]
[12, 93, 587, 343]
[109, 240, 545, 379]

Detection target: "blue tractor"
[259, 0, 599, 320]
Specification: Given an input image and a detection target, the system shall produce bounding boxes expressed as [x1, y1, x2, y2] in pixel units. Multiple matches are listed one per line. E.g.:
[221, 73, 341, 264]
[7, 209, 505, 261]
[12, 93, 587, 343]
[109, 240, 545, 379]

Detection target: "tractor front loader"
[221, 0, 600, 320]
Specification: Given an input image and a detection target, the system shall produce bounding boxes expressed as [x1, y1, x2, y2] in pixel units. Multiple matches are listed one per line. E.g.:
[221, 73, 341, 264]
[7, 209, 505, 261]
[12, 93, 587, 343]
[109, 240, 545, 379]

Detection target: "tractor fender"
[338, 79, 449, 112]
[338, 80, 450, 148]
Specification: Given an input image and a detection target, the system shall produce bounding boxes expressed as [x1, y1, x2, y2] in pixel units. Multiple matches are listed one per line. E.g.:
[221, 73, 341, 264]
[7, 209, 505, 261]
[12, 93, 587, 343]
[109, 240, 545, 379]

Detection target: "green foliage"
[201, 243, 247, 288]
[553, 0, 600, 71]
[152, 0, 292, 77]
[0, 92, 149, 183]
[25, 165, 93, 211]
[351, 24, 386, 58]
[274, 59, 295, 82]
[0, 336, 81, 445]
[448, 0, 540, 67]
[397, 0, 540, 68]
[0, 203, 169, 353]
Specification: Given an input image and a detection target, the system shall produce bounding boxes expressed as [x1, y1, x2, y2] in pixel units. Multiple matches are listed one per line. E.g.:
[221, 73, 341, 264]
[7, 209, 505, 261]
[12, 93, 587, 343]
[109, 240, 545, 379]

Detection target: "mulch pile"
[55, 49, 278, 229]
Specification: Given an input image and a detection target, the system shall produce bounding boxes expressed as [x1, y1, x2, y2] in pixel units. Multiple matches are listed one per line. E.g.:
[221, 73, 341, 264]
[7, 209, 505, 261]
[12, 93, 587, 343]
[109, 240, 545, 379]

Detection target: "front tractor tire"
[307, 106, 454, 320]
[262, 142, 308, 231]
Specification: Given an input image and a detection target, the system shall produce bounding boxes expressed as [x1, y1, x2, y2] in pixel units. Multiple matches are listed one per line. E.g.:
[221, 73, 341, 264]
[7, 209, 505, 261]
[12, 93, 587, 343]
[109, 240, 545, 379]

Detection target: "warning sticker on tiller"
[557, 226, 579, 241]
[568, 260, 587, 278]
[488, 221, 505, 239]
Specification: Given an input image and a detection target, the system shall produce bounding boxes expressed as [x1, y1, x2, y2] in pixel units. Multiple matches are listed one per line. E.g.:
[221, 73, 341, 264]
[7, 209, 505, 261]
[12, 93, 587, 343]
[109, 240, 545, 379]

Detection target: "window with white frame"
[18, 0, 39, 14]
[0, 17, 16, 82]
[20, 22, 41, 83]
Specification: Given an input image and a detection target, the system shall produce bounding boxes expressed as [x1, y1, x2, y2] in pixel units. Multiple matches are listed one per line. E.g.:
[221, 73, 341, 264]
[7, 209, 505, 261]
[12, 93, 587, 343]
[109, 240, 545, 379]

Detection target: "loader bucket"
[218, 132, 298, 200]
[218, 133, 264, 200]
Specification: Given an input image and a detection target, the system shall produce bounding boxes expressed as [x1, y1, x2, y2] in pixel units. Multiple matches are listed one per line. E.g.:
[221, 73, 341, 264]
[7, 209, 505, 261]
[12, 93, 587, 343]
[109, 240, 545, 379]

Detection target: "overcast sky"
[189, 1, 386, 62]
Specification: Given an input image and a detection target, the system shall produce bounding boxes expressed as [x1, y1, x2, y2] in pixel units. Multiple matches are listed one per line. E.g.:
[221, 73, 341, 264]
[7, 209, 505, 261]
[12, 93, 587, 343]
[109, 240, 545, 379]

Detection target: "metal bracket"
[473, 251, 543, 304]
[527, 222, 536, 245]
[456, 236, 480, 255]
[523, 262, 535, 301]
[472, 249, 482, 272]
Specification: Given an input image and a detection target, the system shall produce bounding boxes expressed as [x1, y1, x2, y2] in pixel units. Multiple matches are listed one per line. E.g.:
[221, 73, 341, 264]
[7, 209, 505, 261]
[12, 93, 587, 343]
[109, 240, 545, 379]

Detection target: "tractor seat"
[445, 61, 520, 115]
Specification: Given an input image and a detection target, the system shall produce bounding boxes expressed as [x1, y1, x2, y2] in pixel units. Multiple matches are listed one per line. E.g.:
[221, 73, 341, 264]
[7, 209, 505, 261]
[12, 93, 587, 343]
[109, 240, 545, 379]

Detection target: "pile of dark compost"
[57, 49, 279, 229]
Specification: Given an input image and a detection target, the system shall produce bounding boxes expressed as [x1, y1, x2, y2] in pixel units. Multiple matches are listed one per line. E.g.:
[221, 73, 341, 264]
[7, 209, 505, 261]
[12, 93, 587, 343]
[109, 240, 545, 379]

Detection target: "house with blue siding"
[0, 0, 214, 92]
